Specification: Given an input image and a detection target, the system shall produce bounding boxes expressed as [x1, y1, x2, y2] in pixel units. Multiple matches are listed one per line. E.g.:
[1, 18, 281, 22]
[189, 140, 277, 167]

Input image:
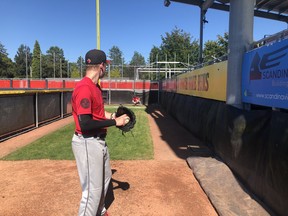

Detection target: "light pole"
[60, 58, 62, 78]
[26, 50, 28, 79]
[122, 57, 124, 79]
[53, 52, 56, 78]
[40, 52, 42, 79]
[67, 61, 70, 78]
[96, 0, 100, 49]
[80, 56, 83, 78]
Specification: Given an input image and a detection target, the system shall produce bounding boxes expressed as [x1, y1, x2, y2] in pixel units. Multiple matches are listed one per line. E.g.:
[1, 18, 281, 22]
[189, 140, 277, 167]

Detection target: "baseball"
[125, 117, 130, 124]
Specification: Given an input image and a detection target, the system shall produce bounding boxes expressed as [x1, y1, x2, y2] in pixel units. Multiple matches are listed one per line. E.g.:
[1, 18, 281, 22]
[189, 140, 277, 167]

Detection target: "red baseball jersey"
[72, 77, 107, 134]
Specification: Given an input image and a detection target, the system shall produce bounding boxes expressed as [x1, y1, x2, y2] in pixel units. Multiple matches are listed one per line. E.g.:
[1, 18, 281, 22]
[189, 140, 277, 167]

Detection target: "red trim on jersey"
[72, 77, 107, 134]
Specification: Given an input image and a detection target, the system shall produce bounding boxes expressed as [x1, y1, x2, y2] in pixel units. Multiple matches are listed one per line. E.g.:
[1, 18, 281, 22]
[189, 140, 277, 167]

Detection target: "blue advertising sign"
[242, 39, 288, 109]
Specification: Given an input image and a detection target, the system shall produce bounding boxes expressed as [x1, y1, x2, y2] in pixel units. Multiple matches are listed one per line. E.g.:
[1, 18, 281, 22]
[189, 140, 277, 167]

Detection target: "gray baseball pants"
[72, 134, 112, 216]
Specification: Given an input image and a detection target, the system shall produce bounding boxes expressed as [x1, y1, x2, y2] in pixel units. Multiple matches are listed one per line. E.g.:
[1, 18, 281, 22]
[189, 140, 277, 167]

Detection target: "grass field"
[1, 106, 154, 161]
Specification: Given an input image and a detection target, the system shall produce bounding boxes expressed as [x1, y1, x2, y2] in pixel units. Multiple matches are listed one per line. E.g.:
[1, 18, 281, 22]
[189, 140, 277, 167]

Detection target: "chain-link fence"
[106, 63, 190, 81]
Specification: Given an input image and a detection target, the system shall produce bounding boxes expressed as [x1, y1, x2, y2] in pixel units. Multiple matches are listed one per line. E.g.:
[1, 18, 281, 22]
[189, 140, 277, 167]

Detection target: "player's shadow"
[105, 169, 130, 209]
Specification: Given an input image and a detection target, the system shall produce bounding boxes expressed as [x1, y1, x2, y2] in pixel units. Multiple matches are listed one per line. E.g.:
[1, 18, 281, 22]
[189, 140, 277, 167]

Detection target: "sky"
[1, 0, 287, 64]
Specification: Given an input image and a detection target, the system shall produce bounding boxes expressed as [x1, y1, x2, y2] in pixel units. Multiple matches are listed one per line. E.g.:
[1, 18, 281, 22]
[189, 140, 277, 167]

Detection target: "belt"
[74, 132, 106, 139]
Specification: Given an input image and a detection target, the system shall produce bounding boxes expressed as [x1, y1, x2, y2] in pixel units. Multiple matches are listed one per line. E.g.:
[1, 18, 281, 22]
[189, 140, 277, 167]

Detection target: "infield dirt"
[0, 105, 217, 216]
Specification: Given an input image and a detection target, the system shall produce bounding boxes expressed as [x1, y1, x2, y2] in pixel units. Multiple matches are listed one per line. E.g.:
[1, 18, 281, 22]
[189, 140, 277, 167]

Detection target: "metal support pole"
[26, 51, 28, 79]
[80, 56, 83, 78]
[122, 58, 124, 79]
[61, 92, 64, 118]
[226, 0, 255, 108]
[199, 9, 205, 64]
[174, 53, 176, 78]
[35, 93, 39, 128]
[136, 68, 139, 80]
[60, 58, 62, 78]
[67, 62, 69, 78]
[165, 53, 168, 79]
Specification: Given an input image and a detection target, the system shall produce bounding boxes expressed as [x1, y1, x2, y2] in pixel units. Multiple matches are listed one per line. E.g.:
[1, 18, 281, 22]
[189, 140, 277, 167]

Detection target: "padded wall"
[160, 91, 288, 216]
[63, 92, 72, 115]
[103, 90, 158, 105]
[0, 94, 35, 138]
[38, 93, 61, 123]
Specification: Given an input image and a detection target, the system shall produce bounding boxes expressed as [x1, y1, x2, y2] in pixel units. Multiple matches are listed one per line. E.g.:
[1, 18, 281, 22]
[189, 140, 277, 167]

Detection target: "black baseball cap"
[85, 49, 111, 65]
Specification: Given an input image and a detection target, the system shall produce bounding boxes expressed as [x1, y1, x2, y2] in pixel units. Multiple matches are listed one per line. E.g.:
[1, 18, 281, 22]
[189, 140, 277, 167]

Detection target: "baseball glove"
[115, 105, 136, 133]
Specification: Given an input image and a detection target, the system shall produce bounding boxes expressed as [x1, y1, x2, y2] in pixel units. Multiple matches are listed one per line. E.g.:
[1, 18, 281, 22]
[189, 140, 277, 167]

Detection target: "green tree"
[149, 46, 161, 64]
[45, 46, 67, 78]
[130, 51, 146, 66]
[70, 62, 81, 78]
[109, 68, 121, 78]
[203, 40, 219, 62]
[41, 53, 51, 78]
[203, 32, 228, 63]
[108, 46, 125, 79]
[124, 66, 136, 80]
[14, 44, 32, 78]
[0, 42, 7, 55]
[147, 27, 200, 80]
[59, 57, 68, 78]
[108, 46, 124, 65]
[129, 51, 146, 80]
[203, 33, 228, 62]
[159, 27, 199, 66]
[77, 56, 85, 78]
[0, 42, 16, 78]
[216, 32, 228, 57]
[189, 40, 200, 66]
[31, 40, 41, 78]
[149, 27, 199, 70]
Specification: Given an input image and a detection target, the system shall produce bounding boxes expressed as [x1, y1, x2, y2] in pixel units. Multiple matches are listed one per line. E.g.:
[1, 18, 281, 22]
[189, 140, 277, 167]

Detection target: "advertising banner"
[242, 39, 288, 109]
[176, 61, 227, 101]
[162, 79, 177, 92]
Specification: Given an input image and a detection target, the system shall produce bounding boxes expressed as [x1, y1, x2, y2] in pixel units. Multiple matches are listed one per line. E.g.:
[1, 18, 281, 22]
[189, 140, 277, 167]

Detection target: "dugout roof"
[171, 0, 288, 22]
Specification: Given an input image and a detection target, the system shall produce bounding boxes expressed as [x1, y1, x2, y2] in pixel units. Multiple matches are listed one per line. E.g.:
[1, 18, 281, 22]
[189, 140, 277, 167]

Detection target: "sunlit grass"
[1, 106, 153, 161]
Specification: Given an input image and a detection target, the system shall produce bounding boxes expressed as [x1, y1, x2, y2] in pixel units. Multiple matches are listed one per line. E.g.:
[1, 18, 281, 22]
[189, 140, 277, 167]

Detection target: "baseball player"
[71, 49, 128, 216]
